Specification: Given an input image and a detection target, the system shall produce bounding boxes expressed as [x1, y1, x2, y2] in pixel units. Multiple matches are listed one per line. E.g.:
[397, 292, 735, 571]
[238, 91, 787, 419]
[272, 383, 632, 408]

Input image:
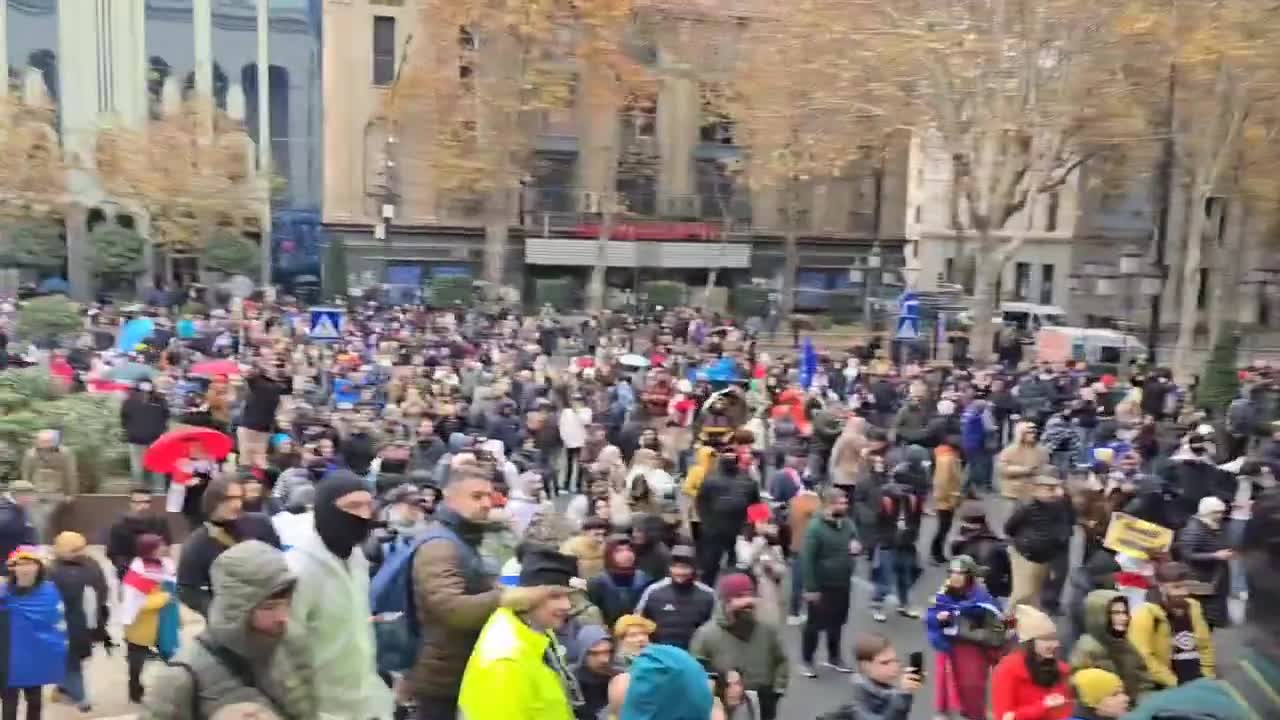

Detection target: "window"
[1046, 191, 1060, 232]
[944, 257, 955, 283]
[373, 16, 397, 86]
[1197, 267, 1211, 310]
[1014, 262, 1032, 300]
[913, 205, 922, 224]
[622, 92, 657, 140]
[1205, 196, 1228, 245]
[1040, 264, 1055, 304]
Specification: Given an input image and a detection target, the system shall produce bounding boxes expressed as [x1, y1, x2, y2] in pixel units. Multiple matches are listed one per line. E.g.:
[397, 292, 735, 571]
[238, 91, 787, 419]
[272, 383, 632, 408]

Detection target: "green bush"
[431, 276, 474, 306]
[732, 286, 770, 317]
[17, 295, 82, 347]
[642, 281, 685, 309]
[202, 229, 260, 276]
[0, 221, 66, 270]
[90, 224, 147, 279]
[0, 370, 126, 492]
[534, 278, 574, 310]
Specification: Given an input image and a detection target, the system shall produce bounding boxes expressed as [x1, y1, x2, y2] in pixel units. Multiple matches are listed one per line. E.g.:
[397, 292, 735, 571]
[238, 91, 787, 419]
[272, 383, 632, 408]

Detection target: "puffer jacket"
[408, 508, 503, 700]
[141, 541, 315, 720]
[1004, 497, 1074, 564]
[1067, 590, 1155, 702]
[1174, 516, 1230, 628]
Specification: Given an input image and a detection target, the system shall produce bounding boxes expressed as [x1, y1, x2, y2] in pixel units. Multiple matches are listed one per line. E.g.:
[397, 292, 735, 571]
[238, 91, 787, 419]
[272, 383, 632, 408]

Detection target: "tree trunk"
[780, 229, 798, 317]
[1207, 199, 1247, 349]
[968, 235, 1000, 364]
[1172, 188, 1210, 380]
[587, 211, 612, 311]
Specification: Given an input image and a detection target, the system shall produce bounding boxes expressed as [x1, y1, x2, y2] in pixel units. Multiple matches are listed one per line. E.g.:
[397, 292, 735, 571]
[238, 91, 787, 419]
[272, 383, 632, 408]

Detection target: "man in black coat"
[237, 363, 292, 461]
[1004, 475, 1074, 613]
[176, 476, 280, 616]
[696, 447, 761, 586]
[120, 382, 169, 493]
[105, 486, 172, 579]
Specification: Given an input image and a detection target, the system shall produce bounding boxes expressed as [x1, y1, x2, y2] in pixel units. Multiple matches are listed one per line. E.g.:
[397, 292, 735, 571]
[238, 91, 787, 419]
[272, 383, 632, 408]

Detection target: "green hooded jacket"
[1068, 590, 1155, 702]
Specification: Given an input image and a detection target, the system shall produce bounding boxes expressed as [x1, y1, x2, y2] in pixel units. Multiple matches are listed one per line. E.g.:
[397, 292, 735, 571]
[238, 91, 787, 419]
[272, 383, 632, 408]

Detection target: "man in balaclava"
[286, 470, 394, 719]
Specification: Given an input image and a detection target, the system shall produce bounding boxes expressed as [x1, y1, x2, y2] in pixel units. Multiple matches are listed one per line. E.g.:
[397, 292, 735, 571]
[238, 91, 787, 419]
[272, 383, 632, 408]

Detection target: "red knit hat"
[716, 573, 755, 603]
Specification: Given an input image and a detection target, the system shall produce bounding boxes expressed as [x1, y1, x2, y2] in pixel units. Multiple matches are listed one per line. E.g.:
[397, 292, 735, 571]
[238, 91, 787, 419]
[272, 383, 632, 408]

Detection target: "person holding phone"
[815, 632, 919, 720]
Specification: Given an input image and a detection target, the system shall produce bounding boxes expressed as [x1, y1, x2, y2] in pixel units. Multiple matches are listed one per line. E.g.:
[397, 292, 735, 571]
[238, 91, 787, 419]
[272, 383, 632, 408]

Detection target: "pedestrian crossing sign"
[309, 307, 345, 341]
[895, 315, 920, 340]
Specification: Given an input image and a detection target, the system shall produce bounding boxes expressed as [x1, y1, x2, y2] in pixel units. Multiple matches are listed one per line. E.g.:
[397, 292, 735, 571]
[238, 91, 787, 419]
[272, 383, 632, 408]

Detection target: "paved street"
[48, 513, 1246, 719]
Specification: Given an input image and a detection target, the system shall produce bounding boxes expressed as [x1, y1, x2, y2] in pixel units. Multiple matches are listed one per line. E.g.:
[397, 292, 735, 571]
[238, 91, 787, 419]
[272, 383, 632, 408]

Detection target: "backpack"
[368, 524, 480, 675]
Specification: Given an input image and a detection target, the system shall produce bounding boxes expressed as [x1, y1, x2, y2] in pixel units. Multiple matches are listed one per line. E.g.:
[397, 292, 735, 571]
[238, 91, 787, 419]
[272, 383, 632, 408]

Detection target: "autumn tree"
[724, 0, 895, 316]
[1118, 0, 1280, 377]
[0, 94, 66, 247]
[93, 96, 263, 278]
[394, 0, 644, 301]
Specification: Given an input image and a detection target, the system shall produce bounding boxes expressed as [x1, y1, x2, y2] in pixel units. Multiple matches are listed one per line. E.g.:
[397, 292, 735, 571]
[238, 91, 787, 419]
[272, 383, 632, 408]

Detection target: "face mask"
[720, 457, 739, 473]
[316, 503, 375, 559]
[1189, 444, 1206, 456]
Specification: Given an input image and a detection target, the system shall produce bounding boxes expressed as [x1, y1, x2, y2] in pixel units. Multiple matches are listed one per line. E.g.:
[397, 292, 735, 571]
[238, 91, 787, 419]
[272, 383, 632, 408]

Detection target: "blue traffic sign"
[896, 291, 921, 340]
[309, 307, 345, 341]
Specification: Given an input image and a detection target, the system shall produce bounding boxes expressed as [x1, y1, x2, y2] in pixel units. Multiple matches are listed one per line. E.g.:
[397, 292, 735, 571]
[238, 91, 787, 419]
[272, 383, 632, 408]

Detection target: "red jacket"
[991, 648, 1072, 720]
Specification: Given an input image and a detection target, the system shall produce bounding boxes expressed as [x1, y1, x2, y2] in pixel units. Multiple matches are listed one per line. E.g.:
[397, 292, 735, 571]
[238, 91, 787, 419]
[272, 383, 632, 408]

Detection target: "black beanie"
[518, 546, 578, 588]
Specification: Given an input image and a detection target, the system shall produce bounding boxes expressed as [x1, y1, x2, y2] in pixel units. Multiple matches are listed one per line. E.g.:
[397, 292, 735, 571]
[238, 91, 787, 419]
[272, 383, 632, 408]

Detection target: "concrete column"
[193, 0, 214, 138]
[576, 64, 620, 197]
[0, 1, 8, 100]
[257, 0, 272, 286]
[656, 70, 697, 210]
[65, 204, 91, 302]
[109, 0, 149, 129]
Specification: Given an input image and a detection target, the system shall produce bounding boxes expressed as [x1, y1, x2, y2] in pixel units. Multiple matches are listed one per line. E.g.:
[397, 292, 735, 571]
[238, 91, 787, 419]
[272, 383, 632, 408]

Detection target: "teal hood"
[620, 645, 713, 720]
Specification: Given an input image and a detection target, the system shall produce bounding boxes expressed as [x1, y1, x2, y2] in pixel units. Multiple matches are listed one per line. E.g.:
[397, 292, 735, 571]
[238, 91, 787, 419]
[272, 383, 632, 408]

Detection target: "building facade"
[0, 0, 323, 298]
[321, 0, 909, 311]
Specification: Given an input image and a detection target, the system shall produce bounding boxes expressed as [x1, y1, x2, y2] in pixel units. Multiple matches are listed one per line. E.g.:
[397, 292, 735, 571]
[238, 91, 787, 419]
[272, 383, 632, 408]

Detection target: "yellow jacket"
[681, 447, 717, 523]
[932, 446, 964, 512]
[1128, 598, 1215, 689]
[458, 607, 575, 720]
[123, 589, 170, 647]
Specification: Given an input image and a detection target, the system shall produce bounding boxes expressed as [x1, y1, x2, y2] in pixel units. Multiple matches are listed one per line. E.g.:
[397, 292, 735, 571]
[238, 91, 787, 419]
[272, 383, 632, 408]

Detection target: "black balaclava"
[314, 470, 375, 559]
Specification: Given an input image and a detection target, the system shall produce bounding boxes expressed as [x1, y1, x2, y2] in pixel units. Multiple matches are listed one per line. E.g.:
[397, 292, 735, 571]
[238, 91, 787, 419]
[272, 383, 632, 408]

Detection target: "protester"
[930, 436, 965, 564]
[560, 516, 609, 580]
[457, 546, 580, 720]
[607, 644, 717, 720]
[950, 500, 1012, 600]
[0, 481, 36, 579]
[106, 486, 172, 579]
[19, 429, 78, 542]
[634, 544, 716, 650]
[1126, 490, 1280, 719]
[0, 546, 67, 720]
[47, 531, 109, 713]
[1068, 668, 1131, 720]
[925, 555, 1004, 720]
[690, 573, 789, 720]
[990, 605, 1072, 720]
[121, 532, 179, 704]
[1062, 551, 1121, 656]
[177, 476, 280, 616]
[997, 423, 1048, 509]
[1005, 475, 1074, 613]
[733, 505, 787, 624]
[697, 447, 761, 585]
[613, 614, 656, 669]
[143, 540, 315, 719]
[798, 488, 859, 677]
[286, 471, 392, 719]
[409, 458, 503, 719]
[1128, 561, 1216, 690]
[122, 380, 171, 492]
[1175, 496, 1232, 629]
[587, 535, 651, 627]
[574, 625, 617, 720]
[1066, 590, 1154, 702]
[815, 632, 920, 720]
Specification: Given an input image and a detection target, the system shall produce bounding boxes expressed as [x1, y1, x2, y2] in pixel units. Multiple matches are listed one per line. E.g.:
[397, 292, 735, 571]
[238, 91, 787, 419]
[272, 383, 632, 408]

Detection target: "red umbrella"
[143, 427, 234, 474]
[189, 359, 243, 378]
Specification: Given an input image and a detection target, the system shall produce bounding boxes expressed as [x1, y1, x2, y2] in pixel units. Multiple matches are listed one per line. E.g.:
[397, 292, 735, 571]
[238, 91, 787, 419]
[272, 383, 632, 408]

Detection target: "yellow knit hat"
[613, 614, 657, 639]
[1072, 668, 1124, 708]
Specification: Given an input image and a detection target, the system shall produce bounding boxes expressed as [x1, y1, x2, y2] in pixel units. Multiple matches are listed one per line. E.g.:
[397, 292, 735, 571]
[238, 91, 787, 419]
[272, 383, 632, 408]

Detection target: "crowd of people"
[0, 295, 1278, 720]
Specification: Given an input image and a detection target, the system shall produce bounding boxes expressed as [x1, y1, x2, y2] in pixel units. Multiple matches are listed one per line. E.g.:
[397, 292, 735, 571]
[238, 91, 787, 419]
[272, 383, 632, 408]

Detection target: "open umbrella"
[105, 362, 156, 383]
[189, 359, 242, 378]
[143, 427, 233, 474]
[116, 317, 155, 352]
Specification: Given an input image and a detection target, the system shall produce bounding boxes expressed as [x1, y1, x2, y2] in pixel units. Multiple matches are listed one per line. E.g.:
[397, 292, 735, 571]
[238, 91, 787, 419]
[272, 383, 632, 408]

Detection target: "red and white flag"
[119, 557, 174, 627]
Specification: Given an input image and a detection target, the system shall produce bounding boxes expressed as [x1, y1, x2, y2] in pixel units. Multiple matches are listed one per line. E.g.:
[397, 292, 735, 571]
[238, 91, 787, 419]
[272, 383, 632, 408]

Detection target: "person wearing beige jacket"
[996, 422, 1049, 503]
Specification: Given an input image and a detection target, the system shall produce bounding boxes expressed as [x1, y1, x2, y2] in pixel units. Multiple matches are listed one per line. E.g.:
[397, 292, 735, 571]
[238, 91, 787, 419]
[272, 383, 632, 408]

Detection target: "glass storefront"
[6, 0, 59, 107]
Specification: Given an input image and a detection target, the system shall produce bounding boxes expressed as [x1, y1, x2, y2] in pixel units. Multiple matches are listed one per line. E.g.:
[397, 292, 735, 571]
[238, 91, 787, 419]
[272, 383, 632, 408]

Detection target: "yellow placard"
[1104, 512, 1173, 559]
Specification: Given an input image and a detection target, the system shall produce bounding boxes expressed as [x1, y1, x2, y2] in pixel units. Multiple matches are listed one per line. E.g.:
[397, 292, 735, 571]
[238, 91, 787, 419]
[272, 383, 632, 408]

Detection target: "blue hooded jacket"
[620, 645, 713, 720]
[2, 579, 67, 688]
